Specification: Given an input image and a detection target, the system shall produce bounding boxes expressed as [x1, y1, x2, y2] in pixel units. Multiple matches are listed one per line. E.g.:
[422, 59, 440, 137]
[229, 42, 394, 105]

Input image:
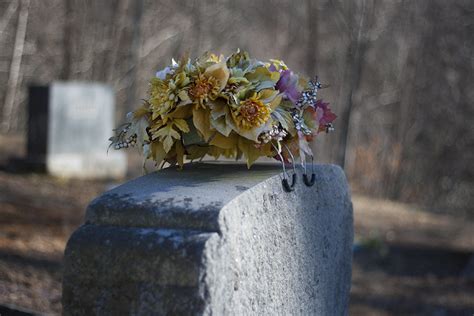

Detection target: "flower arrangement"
[110, 50, 336, 175]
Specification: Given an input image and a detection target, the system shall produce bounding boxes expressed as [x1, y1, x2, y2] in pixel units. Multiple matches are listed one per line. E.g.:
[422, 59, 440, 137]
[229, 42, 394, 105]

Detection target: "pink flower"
[315, 100, 337, 132]
[276, 70, 301, 103]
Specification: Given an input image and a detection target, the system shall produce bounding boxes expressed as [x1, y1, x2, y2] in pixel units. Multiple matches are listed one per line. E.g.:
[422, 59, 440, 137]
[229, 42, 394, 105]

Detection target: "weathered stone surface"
[63, 162, 353, 315]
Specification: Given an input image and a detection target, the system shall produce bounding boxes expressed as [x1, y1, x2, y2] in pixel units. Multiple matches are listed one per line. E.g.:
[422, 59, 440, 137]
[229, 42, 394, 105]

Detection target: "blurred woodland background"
[0, 0, 472, 215]
[0, 1, 473, 314]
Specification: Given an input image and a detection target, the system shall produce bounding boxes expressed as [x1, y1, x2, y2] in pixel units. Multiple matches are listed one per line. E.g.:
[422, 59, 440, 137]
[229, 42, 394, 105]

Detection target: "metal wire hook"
[282, 144, 297, 176]
[272, 142, 296, 192]
[281, 144, 297, 192]
[303, 155, 316, 187]
[282, 173, 297, 192]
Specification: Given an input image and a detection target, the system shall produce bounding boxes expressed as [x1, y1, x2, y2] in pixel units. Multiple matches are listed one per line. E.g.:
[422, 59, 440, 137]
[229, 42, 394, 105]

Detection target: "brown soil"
[0, 134, 473, 315]
[350, 195, 474, 315]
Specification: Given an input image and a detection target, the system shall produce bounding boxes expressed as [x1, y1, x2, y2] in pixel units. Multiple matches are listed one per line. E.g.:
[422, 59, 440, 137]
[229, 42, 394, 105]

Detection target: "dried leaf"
[151, 142, 166, 165]
[192, 107, 213, 140]
[175, 141, 185, 167]
[162, 135, 175, 153]
[173, 118, 190, 133]
[186, 145, 209, 160]
[204, 61, 230, 91]
[238, 137, 262, 168]
[210, 132, 238, 149]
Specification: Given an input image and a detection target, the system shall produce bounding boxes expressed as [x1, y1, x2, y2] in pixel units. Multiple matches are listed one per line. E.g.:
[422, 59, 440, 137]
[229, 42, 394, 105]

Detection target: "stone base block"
[63, 163, 353, 315]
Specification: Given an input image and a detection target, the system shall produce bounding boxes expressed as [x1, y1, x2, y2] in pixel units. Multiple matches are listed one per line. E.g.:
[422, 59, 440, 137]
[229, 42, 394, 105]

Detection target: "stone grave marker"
[63, 162, 353, 315]
[26, 82, 126, 178]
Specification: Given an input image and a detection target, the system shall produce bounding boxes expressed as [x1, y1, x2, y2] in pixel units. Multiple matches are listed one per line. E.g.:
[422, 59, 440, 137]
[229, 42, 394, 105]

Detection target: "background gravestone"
[26, 82, 126, 179]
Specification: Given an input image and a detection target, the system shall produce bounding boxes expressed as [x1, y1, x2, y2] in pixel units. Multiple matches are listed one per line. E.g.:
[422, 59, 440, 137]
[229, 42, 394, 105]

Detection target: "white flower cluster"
[292, 112, 312, 136]
[296, 78, 321, 108]
[113, 126, 137, 149]
[259, 125, 288, 144]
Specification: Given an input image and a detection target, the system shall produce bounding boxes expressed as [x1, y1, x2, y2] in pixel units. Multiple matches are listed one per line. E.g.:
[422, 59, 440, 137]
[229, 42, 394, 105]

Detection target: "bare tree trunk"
[108, 0, 130, 83]
[124, 0, 144, 113]
[2, 0, 30, 132]
[305, 0, 318, 74]
[0, 1, 19, 36]
[336, 0, 369, 169]
[60, 0, 72, 80]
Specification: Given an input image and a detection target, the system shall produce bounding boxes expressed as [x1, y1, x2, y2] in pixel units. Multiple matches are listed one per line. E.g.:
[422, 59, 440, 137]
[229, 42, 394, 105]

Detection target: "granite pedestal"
[63, 162, 353, 315]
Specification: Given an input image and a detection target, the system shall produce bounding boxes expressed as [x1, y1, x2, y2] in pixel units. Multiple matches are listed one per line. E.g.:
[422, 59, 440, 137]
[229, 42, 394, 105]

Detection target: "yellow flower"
[227, 49, 250, 68]
[207, 53, 223, 63]
[188, 73, 220, 108]
[204, 61, 230, 91]
[228, 89, 281, 142]
[232, 93, 271, 130]
[268, 59, 289, 71]
[148, 71, 190, 120]
[149, 78, 174, 119]
[189, 61, 230, 108]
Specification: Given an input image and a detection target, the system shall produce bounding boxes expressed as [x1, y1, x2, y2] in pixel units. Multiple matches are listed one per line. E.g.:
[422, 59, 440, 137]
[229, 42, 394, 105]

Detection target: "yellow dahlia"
[188, 73, 220, 108]
[149, 71, 190, 120]
[233, 93, 271, 130]
[149, 79, 174, 118]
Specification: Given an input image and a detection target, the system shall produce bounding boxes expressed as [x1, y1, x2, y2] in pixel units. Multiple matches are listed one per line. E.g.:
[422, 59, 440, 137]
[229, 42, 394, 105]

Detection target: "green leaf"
[209, 99, 228, 120]
[238, 138, 262, 168]
[126, 116, 150, 145]
[245, 66, 280, 83]
[186, 145, 209, 160]
[255, 80, 276, 91]
[173, 118, 190, 133]
[169, 105, 192, 119]
[153, 124, 180, 140]
[178, 89, 190, 101]
[192, 107, 213, 140]
[163, 135, 175, 153]
[302, 109, 317, 130]
[151, 142, 166, 165]
[236, 119, 272, 142]
[211, 116, 233, 137]
[182, 121, 206, 146]
[272, 107, 294, 133]
[268, 94, 282, 111]
[210, 132, 238, 149]
[175, 141, 185, 167]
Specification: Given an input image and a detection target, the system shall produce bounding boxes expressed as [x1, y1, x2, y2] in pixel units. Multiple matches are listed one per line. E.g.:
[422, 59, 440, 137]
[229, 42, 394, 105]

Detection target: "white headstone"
[47, 82, 126, 179]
